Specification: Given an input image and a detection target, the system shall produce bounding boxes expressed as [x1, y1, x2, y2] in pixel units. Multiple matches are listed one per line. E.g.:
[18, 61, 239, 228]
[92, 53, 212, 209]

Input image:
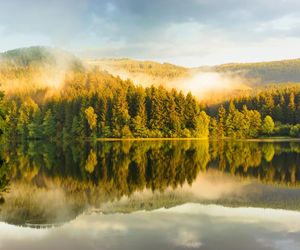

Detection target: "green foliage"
[214, 59, 300, 84]
[194, 111, 210, 138]
[290, 124, 300, 138]
[2, 69, 211, 139]
[1, 48, 300, 140]
[84, 106, 98, 136]
[208, 118, 217, 138]
[209, 84, 300, 125]
[0, 91, 5, 136]
[262, 116, 275, 135]
[42, 110, 57, 139]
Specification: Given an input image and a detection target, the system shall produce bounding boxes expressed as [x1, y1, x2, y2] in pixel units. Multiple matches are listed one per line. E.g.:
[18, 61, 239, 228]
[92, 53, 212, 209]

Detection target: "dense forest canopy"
[0, 46, 299, 140]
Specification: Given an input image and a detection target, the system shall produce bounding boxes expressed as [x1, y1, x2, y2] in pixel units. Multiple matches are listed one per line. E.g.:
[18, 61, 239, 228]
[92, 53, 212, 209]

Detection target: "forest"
[0, 46, 300, 141]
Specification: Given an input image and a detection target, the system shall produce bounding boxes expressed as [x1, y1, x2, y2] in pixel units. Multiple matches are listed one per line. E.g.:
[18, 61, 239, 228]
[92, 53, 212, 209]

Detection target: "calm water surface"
[0, 140, 300, 250]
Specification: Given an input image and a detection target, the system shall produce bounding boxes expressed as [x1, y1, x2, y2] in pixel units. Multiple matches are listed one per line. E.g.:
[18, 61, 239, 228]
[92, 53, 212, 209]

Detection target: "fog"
[0, 48, 82, 98]
[90, 60, 252, 102]
[166, 71, 251, 101]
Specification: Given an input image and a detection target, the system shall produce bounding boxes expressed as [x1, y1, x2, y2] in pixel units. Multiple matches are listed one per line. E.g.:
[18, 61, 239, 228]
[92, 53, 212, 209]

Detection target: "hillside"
[2, 46, 300, 100]
[0, 46, 83, 69]
[0, 46, 300, 140]
[211, 58, 300, 85]
[0, 46, 84, 94]
[88, 57, 300, 87]
[87, 58, 188, 86]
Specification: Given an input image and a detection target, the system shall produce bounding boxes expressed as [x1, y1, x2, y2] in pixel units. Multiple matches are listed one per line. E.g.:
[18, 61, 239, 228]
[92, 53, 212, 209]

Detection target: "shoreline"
[96, 137, 300, 142]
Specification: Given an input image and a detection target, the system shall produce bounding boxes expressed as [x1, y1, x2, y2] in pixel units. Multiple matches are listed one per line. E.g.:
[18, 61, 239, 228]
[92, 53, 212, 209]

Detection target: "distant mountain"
[0, 46, 84, 94]
[210, 59, 300, 85]
[0, 46, 83, 69]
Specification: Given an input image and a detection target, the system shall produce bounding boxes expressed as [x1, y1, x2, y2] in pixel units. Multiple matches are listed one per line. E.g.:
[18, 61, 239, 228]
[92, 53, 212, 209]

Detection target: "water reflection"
[0, 203, 300, 250]
[0, 140, 300, 227]
[0, 152, 9, 204]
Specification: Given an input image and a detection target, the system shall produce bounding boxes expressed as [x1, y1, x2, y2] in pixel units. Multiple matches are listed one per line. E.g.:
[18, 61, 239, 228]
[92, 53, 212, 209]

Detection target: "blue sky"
[1, 0, 300, 66]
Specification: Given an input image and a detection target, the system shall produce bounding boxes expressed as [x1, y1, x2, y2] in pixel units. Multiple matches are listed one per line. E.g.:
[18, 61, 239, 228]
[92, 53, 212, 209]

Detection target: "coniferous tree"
[287, 92, 296, 124]
[43, 110, 57, 139]
[217, 105, 226, 138]
[111, 89, 131, 137]
[28, 109, 43, 139]
[185, 92, 199, 131]
[209, 117, 218, 138]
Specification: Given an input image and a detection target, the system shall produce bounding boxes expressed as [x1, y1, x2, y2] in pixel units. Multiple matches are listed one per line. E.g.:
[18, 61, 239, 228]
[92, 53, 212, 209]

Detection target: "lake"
[0, 139, 300, 250]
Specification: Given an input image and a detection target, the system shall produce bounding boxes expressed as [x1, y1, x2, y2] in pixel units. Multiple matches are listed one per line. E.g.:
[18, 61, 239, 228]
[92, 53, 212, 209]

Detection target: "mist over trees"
[2, 69, 210, 140]
[0, 46, 300, 140]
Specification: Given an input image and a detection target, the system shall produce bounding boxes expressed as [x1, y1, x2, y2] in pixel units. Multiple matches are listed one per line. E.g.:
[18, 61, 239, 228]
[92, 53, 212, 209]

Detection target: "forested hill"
[2, 46, 300, 88]
[89, 57, 300, 86]
[87, 58, 188, 86]
[0, 46, 83, 68]
[0, 47, 84, 94]
[211, 59, 300, 85]
[0, 46, 300, 140]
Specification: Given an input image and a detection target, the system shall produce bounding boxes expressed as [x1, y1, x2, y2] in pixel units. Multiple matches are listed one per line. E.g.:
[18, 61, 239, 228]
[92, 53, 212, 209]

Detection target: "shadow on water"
[0, 140, 300, 227]
[0, 153, 9, 205]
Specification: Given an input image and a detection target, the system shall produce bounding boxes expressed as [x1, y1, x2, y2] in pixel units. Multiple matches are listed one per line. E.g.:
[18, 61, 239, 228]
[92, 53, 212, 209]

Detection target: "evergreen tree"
[146, 86, 164, 133]
[111, 89, 131, 137]
[28, 109, 43, 139]
[184, 92, 199, 131]
[217, 105, 226, 138]
[43, 110, 57, 139]
[225, 102, 236, 138]
[209, 117, 218, 138]
[287, 92, 296, 124]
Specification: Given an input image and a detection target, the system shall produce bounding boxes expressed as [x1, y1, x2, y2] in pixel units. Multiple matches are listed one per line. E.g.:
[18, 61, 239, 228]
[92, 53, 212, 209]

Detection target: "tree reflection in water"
[0, 140, 300, 226]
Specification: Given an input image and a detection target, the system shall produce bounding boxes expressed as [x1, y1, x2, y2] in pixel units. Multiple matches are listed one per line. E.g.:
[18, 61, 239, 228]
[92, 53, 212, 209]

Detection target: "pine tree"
[165, 92, 180, 136]
[287, 92, 296, 124]
[28, 109, 43, 139]
[217, 105, 226, 138]
[43, 110, 57, 139]
[146, 86, 164, 132]
[111, 89, 131, 137]
[174, 90, 186, 129]
[184, 92, 199, 131]
[209, 117, 218, 138]
[225, 102, 236, 138]
[71, 115, 80, 137]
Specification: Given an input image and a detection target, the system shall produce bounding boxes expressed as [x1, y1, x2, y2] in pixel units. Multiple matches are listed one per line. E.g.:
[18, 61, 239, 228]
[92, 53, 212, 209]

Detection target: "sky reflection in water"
[0, 204, 300, 250]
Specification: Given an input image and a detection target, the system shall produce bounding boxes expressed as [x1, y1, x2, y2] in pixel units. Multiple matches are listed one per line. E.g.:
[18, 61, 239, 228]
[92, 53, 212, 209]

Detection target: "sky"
[1, 0, 300, 66]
